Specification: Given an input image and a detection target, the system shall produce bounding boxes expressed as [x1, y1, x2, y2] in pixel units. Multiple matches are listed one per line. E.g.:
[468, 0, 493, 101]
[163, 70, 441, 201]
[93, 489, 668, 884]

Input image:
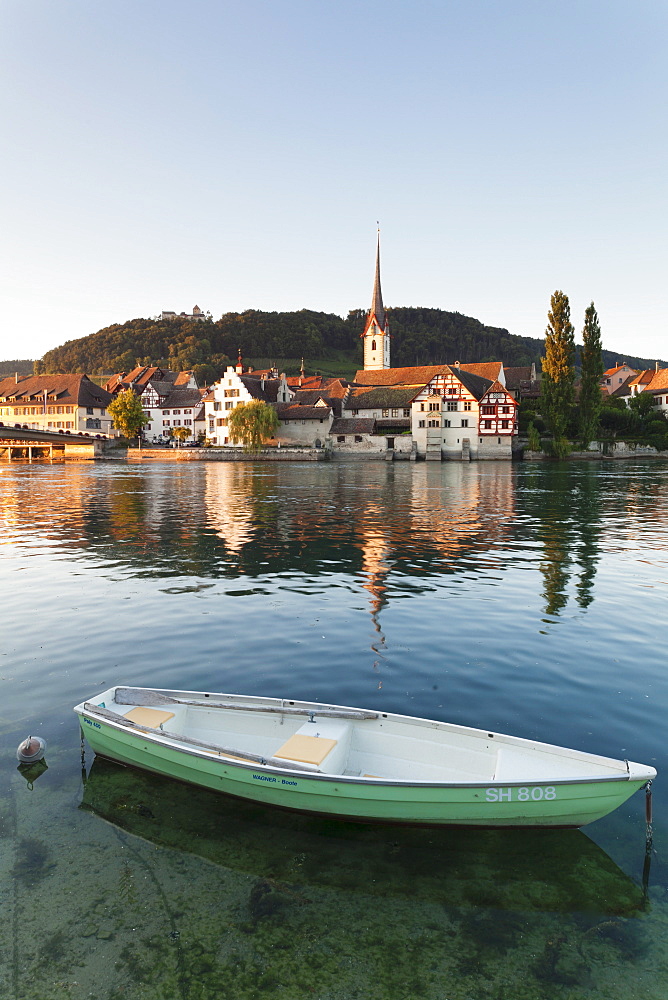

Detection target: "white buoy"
[16, 736, 46, 763]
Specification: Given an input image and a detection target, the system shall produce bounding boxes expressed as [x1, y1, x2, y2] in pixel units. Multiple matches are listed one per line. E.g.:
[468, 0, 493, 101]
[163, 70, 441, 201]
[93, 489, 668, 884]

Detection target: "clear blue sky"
[1, 0, 666, 363]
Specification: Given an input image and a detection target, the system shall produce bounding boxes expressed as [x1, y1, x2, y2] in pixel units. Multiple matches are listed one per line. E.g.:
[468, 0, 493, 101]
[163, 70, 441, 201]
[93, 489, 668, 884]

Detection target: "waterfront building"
[0, 374, 114, 435]
[204, 362, 292, 446]
[638, 367, 668, 416]
[105, 366, 203, 442]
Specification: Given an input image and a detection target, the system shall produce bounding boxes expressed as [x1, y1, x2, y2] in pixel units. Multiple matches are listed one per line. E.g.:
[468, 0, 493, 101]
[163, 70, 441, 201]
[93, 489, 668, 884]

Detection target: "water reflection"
[82, 757, 645, 918]
[2, 461, 667, 618]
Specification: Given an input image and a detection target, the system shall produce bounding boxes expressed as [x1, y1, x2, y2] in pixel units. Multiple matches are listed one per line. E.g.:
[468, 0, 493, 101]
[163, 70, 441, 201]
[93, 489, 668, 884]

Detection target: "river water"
[1, 457, 667, 1000]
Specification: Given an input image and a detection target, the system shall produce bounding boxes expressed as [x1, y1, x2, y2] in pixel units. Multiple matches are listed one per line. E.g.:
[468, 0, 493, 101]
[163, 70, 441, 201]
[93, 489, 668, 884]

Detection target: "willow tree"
[540, 290, 575, 456]
[227, 400, 280, 452]
[578, 302, 603, 447]
[108, 388, 149, 440]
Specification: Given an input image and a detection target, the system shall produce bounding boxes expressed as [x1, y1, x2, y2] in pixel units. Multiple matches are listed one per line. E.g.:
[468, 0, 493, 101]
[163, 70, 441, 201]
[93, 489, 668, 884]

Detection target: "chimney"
[657, 362, 660, 372]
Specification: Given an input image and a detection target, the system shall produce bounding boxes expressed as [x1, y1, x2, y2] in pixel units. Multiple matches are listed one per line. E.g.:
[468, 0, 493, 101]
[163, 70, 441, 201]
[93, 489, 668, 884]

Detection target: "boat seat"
[274, 734, 337, 766]
[124, 707, 175, 729]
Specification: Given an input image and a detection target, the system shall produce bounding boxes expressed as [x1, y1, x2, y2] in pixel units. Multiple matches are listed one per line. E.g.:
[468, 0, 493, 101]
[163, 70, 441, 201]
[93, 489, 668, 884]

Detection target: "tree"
[108, 388, 149, 439]
[578, 302, 603, 447]
[171, 425, 191, 446]
[227, 400, 280, 452]
[527, 420, 541, 451]
[540, 290, 575, 456]
[628, 391, 655, 420]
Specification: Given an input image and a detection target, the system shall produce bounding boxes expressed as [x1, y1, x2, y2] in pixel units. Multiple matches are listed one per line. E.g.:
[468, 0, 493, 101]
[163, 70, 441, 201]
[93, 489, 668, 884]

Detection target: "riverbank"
[522, 439, 668, 460]
[125, 446, 329, 462]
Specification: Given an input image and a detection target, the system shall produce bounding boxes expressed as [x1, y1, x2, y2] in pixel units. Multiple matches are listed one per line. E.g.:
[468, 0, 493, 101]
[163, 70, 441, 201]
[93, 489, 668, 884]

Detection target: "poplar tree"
[540, 290, 575, 455]
[578, 302, 603, 447]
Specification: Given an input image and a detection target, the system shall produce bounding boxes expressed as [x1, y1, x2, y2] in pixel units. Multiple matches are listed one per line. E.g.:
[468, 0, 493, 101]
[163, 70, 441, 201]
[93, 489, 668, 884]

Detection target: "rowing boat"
[74, 686, 656, 827]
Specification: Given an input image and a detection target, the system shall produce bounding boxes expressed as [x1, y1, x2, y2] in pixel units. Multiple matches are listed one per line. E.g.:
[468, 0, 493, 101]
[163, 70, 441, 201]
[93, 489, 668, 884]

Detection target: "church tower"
[362, 231, 390, 370]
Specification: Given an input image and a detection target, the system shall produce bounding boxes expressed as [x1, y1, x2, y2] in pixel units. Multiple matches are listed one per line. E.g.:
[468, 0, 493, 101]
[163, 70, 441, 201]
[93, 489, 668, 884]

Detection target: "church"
[342, 234, 519, 461]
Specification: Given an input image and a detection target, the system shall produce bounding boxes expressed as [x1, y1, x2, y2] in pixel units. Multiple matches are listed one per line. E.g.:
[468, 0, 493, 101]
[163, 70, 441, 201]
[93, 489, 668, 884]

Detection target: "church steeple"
[362, 229, 390, 370]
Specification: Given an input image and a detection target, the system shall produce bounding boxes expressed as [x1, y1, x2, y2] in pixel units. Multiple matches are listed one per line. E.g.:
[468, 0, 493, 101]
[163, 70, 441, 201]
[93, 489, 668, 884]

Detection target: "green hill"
[32, 308, 664, 382]
[0, 359, 34, 376]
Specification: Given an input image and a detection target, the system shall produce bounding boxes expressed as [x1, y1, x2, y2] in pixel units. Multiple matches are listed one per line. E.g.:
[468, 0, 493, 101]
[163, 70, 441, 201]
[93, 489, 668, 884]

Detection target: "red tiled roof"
[353, 365, 448, 387]
[644, 368, 668, 394]
[456, 362, 503, 381]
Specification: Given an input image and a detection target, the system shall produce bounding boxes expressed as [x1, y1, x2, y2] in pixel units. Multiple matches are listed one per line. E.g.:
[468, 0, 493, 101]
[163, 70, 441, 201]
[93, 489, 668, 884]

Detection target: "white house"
[204, 365, 292, 446]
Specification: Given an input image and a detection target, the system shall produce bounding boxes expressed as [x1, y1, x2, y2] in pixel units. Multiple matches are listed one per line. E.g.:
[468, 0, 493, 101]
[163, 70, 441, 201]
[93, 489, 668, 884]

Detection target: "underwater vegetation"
[12, 837, 54, 884]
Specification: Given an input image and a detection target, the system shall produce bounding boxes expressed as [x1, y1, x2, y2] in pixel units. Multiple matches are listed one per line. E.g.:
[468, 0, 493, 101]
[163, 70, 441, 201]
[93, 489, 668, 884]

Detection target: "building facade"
[0, 374, 114, 435]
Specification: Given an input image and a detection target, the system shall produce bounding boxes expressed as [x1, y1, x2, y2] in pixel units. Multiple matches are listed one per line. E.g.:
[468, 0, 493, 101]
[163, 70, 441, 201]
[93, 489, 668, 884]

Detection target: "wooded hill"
[32, 308, 665, 383]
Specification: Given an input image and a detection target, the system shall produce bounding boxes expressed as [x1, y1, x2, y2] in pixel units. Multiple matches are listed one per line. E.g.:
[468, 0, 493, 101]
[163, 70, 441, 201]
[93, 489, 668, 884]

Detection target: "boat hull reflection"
[81, 757, 645, 916]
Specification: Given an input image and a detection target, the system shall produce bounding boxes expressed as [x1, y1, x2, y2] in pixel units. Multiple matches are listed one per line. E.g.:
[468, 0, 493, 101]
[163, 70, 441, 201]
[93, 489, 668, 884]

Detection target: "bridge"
[0, 425, 107, 461]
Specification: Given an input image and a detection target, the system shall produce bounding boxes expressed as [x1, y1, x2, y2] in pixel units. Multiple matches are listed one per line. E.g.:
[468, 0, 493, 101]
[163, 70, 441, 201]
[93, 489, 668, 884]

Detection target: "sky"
[1, 0, 666, 364]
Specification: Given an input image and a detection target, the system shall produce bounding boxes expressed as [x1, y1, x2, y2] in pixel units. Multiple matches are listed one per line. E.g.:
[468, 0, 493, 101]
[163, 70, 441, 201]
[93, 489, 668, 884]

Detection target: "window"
[482, 420, 492, 429]
[355, 435, 362, 442]
[66, 406, 73, 413]
[463, 401, 472, 411]
[224, 389, 239, 398]
[352, 408, 358, 415]
[443, 419, 451, 427]
[164, 410, 171, 415]
[382, 409, 389, 417]
[429, 402, 439, 411]
[448, 387, 457, 395]
[418, 420, 425, 428]
[163, 420, 170, 426]
[391, 409, 398, 417]
[184, 419, 192, 425]
[57, 406, 63, 414]
[501, 406, 510, 414]
[216, 418, 226, 426]
[461, 419, 468, 427]
[213, 401, 221, 411]
[481, 405, 495, 415]
[184, 409, 191, 414]
[403, 408, 410, 417]
[501, 420, 510, 429]
[225, 401, 234, 410]
[337, 436, 345, 443]
[428, 419, 440, 427]
[172, 409, 181, 415]
[420, 403, 425, 411]
[371, 340, 376, 351]
[447, 401, 457, 411]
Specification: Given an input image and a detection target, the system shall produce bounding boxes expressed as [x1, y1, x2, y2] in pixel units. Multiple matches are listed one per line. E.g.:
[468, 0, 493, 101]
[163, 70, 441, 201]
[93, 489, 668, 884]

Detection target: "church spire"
[371, 229, 385, 330]
[362, 227, 390, 370]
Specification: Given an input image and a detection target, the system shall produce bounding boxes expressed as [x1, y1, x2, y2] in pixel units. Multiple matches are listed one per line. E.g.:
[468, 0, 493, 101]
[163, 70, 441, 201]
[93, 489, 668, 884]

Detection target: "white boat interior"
[83, 686, 640, 785]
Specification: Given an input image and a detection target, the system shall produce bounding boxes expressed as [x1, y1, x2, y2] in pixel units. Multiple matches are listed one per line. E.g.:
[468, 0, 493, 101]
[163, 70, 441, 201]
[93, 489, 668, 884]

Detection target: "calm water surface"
[1, 458, 668, 1000]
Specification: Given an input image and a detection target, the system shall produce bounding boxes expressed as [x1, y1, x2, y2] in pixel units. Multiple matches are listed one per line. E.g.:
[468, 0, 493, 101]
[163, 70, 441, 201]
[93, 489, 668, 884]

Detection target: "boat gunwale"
[74, 695, 655, 789]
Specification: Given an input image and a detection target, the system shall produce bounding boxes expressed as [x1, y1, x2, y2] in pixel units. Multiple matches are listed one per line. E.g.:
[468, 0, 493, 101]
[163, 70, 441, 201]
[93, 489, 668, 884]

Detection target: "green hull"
[78, 714, 647, 828]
